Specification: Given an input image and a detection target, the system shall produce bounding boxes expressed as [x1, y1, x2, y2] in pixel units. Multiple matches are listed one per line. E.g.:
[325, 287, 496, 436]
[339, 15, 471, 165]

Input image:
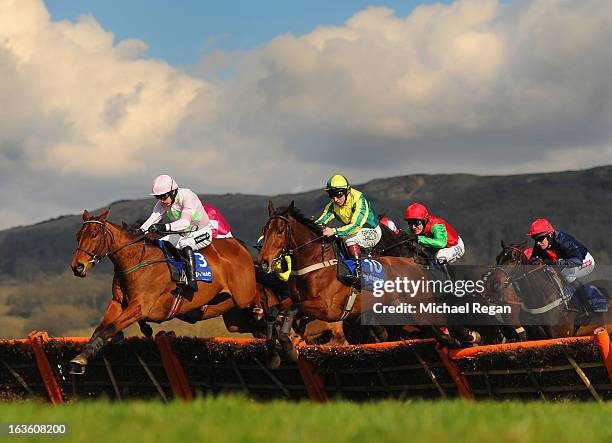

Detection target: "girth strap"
[291, 259, 338, 276]
[339, 287, 359, 320]
[521, 296, 568, 314]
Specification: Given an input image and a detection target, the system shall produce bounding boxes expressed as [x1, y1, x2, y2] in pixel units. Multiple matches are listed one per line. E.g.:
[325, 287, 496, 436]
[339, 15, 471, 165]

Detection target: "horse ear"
[501, 240, 507, 248]
[289, 200, 295, 210]
[82, 210, 90, 221]
[122, 221, 128, 229]
[99, 208, 111, 221]
[268, 200, 275, 216]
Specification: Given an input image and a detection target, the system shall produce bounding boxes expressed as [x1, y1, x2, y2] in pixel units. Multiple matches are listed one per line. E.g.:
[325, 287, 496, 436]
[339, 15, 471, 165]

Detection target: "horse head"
[71, 209, 113, 277]
[496, 240, 528, 265]
[257, 201, 323, 273]
[481, 266, 522, 309]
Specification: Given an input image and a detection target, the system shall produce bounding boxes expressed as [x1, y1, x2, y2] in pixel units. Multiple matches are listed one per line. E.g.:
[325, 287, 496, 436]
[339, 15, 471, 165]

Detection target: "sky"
[0, 0, 611, 230]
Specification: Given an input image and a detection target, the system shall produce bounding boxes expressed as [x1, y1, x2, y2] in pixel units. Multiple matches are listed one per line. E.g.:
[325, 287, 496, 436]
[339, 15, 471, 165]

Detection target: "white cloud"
[0, 0, 611, 230]
[0, 0, 203, 177]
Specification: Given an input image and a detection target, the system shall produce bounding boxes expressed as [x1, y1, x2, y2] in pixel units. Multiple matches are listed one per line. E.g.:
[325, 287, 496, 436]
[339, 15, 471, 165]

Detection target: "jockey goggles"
[532, 233, 549, 243]
[327, 189, 347, 199]
[407, 218, 424, 227]
[155, 192, 172, 200]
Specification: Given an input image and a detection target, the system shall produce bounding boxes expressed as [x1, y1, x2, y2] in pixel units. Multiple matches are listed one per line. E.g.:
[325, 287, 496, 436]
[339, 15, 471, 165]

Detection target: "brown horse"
[68, 209, 257, 374]
[257, 202, 454, 365]
[493, 241, 612, 339]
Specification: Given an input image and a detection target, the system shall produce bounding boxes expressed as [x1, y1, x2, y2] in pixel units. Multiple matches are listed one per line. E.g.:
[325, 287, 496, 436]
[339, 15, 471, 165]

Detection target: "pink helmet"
[150, 175, 178, 196]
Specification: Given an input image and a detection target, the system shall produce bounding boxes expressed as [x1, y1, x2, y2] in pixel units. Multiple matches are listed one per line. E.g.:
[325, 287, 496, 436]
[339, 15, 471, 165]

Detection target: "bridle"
[262, 215, 327, 274]
[76, 220, 147, 267]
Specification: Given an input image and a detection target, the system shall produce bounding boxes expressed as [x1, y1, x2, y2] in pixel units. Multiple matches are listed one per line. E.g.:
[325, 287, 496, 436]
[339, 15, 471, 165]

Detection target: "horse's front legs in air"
[70, 304, 143, 374]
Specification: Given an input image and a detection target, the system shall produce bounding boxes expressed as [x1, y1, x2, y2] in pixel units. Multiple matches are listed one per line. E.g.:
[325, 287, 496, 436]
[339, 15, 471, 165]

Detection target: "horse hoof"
[139, 322, 153, 338]
[370, 326, 388, 343]
[281, 342, 299, 363]
[468, 331, 482, 344]
[70, 354, 88, 371]
[111, 331, 125, 344]
[69, 362, 87, 375]
[266, 352, 281, 369]
[286, 347, 299, 363]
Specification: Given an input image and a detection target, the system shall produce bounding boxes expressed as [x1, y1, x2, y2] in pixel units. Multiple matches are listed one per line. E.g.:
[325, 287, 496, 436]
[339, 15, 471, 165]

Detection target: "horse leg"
[92, 276, 127, 343]
[70, 304, 142, 375]
[429, 326, 461, 349]
[201, 297, 236, 320]
[278, 305, 299, 363]
[138, 320, 154, 338]
[265, 305, 281, 369]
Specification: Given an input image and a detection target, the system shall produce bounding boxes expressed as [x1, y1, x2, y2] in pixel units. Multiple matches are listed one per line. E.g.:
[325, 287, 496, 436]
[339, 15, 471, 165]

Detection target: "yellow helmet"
[325, 174, 350, 193]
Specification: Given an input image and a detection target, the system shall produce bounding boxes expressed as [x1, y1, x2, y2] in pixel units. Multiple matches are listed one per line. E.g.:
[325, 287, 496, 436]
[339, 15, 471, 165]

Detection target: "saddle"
[331, 238, 359, 287]
[154, 239, 213, 291]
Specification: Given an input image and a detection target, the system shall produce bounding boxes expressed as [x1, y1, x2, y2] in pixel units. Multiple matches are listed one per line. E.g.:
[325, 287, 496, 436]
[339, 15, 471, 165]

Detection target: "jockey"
[315, 174, 381, 282]
[203, 203, 233, 238]
[140, 175, 213, 292]
[404, 203, 465, 263]
[527, 219, 595, 284]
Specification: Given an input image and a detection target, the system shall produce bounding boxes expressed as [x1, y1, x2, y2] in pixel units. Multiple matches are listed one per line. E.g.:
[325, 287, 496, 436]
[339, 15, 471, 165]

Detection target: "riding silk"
[140, 188, 213, 251]
[203, 203, 232, 238]
[141, 188, 211, 232]
[418, 216, 459, 248]
[416, 216, 463, 263]
[530, 230, 589, 268]
[315, 188, 378, 237]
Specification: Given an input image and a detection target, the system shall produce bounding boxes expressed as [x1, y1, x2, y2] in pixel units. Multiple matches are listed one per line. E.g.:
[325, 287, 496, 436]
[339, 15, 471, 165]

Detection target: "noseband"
[76, 220, 112, 265]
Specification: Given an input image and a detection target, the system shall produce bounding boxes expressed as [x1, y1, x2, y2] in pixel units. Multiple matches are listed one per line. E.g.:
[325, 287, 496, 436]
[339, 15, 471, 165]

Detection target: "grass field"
[1, 396, 611, 443]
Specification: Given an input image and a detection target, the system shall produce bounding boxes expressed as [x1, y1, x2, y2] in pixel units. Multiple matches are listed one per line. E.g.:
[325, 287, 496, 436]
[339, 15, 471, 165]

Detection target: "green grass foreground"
[1, 396, 611, 443]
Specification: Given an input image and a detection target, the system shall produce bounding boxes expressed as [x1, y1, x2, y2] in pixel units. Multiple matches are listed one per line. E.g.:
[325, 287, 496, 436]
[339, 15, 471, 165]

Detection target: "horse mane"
[273, 205, 323, 236]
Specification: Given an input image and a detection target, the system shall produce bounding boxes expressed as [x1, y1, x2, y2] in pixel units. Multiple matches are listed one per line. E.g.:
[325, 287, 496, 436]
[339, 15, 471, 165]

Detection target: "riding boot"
[570, 280, 590, 315]
[347, 244, 362, 289]
[181, 246, 199, 293]
[440, 261, 455, 281]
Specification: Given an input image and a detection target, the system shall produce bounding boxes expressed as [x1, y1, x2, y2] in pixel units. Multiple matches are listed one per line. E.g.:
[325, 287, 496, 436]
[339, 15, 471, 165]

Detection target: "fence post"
[154, 333, 193, 400]
[295, 339, 327, 402]
[594, 327, 612, 383]
[436, 345, 473, 400]
[28, 331, 64, 405]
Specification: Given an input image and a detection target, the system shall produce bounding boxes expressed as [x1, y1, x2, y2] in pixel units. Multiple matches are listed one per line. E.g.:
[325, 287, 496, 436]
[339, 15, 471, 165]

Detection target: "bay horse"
[493, 241, 612, 339]
[69, 209, 256, 374]
[257, 202, 455, 366]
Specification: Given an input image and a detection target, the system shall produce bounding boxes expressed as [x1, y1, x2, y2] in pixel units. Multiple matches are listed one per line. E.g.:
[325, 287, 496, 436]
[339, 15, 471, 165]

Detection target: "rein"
[77, 220, 166, 275]
[265, 215, 328, 275]
[497, 246, 569, 315]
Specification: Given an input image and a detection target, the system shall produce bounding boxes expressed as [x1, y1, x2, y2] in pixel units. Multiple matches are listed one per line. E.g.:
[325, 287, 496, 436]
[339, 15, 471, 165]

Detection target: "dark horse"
[69, 209, 257, 374]
[257, 202, 451, 366]
[492, 241, 612, 339]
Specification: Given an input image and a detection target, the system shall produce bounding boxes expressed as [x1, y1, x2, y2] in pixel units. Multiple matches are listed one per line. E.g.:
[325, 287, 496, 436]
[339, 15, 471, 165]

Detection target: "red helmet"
[405, 203, 429, 220]
[528, 218, 554, 236]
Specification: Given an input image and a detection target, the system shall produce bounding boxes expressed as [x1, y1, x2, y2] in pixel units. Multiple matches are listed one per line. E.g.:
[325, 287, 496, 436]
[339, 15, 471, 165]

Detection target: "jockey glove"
[148, 223, 167, 234]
